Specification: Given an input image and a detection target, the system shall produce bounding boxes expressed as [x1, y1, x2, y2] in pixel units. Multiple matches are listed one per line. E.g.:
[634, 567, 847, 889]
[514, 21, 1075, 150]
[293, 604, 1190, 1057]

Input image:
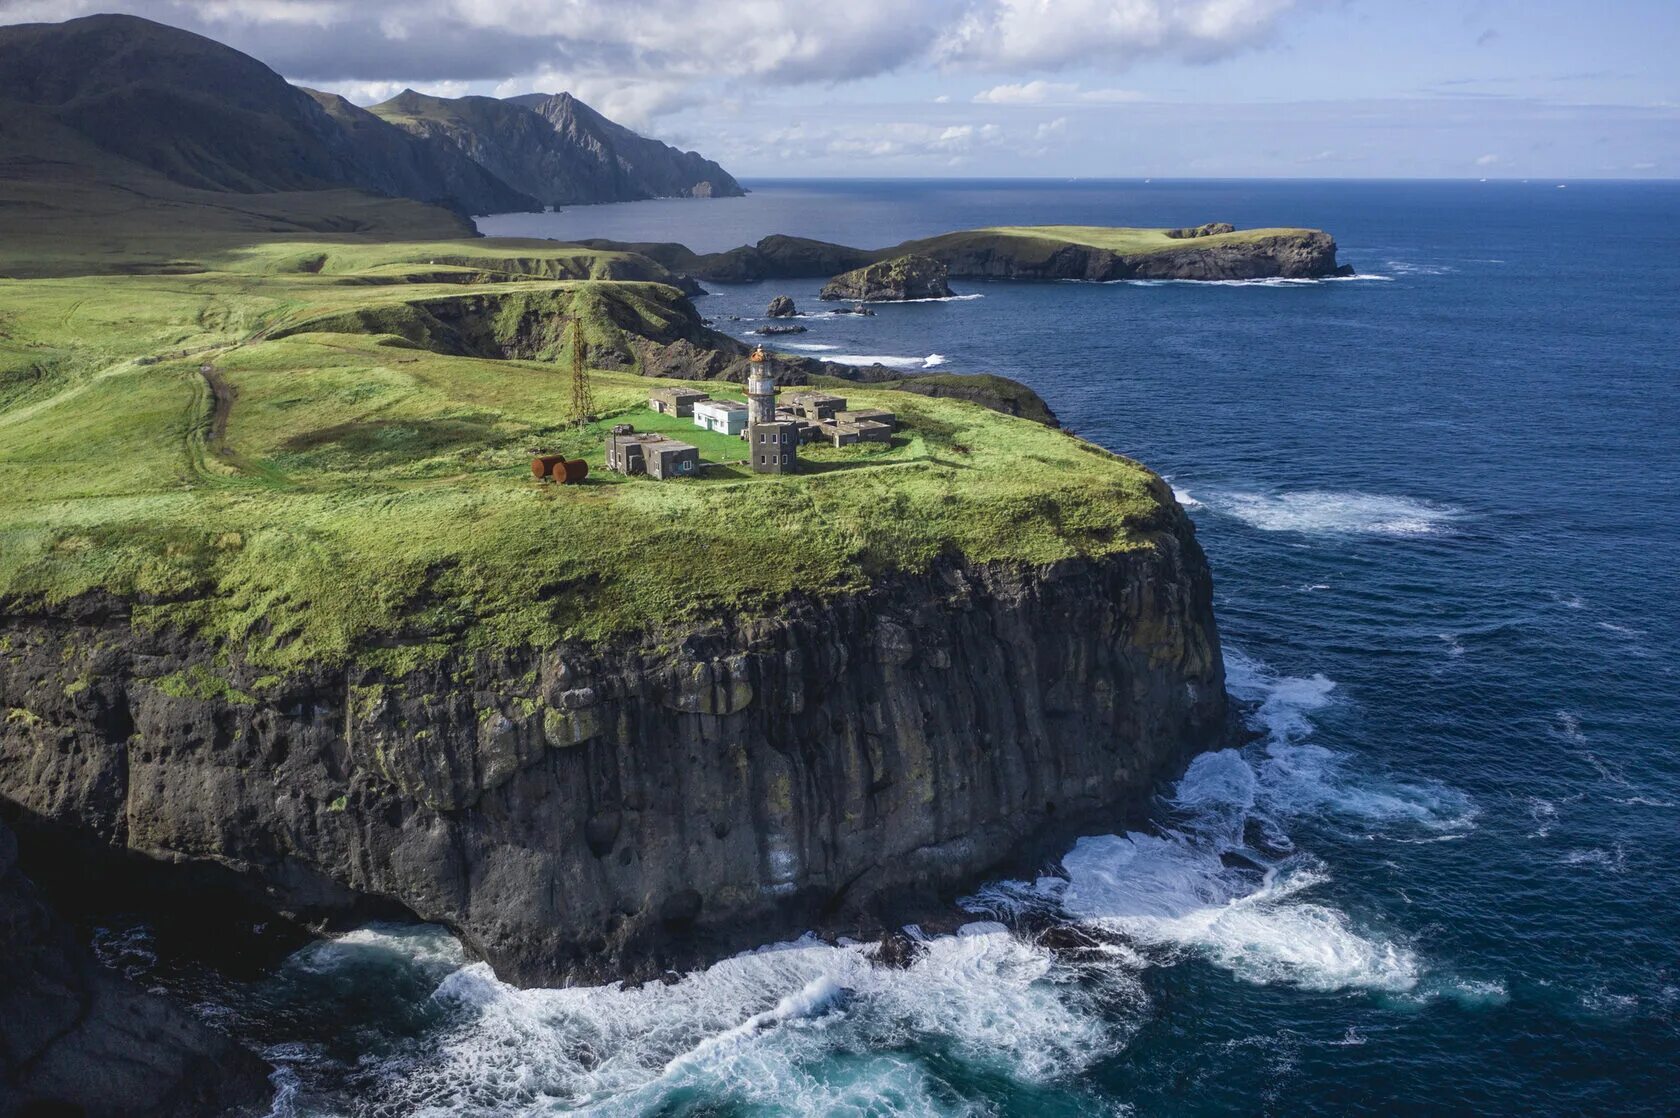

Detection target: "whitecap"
[1169, 483, 1201, 508]
[1200, 489, 1464, 538]
[355, 922, 1127, 1116]
[1560, 845, 1627, 873]
[778, 342, 840, 352]
[828, 353, 946, 369]
[1438, 633, 1466, 658]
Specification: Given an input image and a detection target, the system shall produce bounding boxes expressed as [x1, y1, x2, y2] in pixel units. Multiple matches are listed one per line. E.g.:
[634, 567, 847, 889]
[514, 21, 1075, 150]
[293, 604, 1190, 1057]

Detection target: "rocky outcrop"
[1165, 222, 1236, 239]
[821, 254, 954, 302]
[0, 819, 270, 1117]
[753, 324, 807, 335]
[0, 526, 1224, 988]
[766, 295, 797, 318]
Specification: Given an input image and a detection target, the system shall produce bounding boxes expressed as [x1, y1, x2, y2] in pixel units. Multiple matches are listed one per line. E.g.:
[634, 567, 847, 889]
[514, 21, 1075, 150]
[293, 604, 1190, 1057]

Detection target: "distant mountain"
[508, 92, 743, 201]
[372, 90, 743, 207]
[0, 13, 741, 218]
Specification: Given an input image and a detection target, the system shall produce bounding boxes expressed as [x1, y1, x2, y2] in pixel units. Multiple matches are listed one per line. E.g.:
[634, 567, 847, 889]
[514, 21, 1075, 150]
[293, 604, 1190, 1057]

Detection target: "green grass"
[0, 218, 1180, 671]
[973, 225, 1312, 254]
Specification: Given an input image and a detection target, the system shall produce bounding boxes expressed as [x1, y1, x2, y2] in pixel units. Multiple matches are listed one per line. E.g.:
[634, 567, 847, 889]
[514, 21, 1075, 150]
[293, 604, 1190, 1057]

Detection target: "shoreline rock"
[820, 254, 954, 302]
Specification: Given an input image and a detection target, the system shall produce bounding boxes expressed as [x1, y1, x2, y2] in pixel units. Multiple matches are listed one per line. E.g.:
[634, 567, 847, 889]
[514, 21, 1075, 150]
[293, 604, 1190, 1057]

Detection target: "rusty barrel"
[560, 458, 589, 483]
[531, 454, 565, 478]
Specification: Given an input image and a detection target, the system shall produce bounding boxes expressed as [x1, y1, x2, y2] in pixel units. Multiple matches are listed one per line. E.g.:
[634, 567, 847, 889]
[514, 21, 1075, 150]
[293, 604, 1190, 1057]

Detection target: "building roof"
[694, 398, 748, 413]
[650, 387, 711, 402]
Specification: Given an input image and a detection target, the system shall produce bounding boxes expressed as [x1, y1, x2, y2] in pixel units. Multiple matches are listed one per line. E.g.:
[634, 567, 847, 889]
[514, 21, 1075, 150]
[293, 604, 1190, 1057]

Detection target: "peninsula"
[581, 221, 1353, 285]
[1, 12, 1232, 1115]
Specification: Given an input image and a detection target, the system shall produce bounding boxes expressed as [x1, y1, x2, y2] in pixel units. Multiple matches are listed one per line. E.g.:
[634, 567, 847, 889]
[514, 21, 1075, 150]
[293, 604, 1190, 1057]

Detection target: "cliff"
[0, 541, 1223, 987]
[507, 92, 744, 201]
[0, 818, 270, 1117]
[582, 224, 1350, 284]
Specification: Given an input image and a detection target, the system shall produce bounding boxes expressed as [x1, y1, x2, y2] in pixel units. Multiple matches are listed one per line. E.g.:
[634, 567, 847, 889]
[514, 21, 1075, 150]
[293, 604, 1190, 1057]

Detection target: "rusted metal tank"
[531, 454, 565, 478]
[559, 458, 590, 484]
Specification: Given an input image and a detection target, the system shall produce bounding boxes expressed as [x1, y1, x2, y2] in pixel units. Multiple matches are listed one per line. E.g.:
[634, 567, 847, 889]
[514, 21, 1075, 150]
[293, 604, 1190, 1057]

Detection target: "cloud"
[974, 80, 1077, 104]
[938, 0, 1298, 69]
[2, 1, 1298, 115]
[1475, 152, 1501, 165]
[974, 81, 1150, 105]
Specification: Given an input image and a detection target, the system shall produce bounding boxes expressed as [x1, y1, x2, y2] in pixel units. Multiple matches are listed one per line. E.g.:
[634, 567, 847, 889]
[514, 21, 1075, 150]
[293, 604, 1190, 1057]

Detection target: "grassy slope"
[0, 189, 1177, 670]
[902, 225, 1314, 263]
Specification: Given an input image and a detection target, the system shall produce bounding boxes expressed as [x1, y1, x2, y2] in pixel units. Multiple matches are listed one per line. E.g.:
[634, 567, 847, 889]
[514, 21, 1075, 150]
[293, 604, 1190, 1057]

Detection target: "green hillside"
[0, 233, 1178, 672]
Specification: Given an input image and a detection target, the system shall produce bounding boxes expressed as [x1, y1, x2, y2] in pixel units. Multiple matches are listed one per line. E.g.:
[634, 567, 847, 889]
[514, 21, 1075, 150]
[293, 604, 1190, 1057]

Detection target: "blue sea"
[154, 181, 1680, 1114]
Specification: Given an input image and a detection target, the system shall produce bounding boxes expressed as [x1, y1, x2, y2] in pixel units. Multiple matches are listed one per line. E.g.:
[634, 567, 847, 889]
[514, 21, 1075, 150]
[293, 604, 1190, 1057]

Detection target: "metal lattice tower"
[569, 320, 595, 427]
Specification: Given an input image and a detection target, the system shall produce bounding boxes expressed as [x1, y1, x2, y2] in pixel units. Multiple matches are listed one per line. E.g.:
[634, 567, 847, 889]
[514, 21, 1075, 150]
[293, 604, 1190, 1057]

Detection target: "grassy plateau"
[0, 190, 1178, 672]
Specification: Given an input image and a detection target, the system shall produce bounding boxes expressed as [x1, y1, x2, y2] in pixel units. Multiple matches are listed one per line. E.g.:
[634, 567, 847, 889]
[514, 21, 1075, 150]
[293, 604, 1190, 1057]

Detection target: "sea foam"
[1202, 489, 1464, 538]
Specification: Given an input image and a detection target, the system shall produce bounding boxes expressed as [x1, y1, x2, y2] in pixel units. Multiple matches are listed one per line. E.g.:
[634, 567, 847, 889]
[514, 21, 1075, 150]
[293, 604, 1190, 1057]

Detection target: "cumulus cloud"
[1475, 152, 1501, 165]
[938, 0, 1298, 69]
[974, 80, 1079, 104]
[1, 0, 1299, 115]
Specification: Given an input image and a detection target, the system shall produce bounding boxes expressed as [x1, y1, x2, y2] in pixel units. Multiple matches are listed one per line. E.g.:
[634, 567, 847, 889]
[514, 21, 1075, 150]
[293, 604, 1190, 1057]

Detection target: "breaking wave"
[829, 353, 946, 369]
[971, 648, 1473, 995]
[1200, 489, 1465, 537]
[1104, 274, 1391, 287]
[263, 922, 1137, 1116]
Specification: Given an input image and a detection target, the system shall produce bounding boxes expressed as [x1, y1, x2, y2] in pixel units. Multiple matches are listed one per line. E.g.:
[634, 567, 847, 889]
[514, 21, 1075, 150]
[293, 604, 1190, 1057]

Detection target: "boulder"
[766, 295, 797, 317]
[820, 254, 953, 302]
[752, 324, 808, 335]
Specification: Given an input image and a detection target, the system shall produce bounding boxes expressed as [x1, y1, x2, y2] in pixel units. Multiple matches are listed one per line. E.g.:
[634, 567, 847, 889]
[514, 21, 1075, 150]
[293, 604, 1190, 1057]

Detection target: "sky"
[1, 0, 1675, 178]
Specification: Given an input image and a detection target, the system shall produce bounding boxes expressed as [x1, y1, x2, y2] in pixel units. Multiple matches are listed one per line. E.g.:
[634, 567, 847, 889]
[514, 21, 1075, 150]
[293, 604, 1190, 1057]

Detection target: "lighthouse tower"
[746, 345, 776, 423]
[745, 345, 798, 474]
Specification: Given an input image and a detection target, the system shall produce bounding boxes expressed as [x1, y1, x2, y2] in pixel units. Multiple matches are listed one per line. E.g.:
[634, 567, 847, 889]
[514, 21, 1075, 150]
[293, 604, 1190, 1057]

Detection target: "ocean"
[135, 180, 1680, 1114]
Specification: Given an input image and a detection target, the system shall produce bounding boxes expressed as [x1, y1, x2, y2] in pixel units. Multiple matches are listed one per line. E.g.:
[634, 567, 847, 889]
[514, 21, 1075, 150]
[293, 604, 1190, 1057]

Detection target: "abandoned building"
[785, 391, 848, 424]
[750, 421, 799, 473]
[649, 387, 710, 417]
[693, 398, 749, 436]
[606, 427, 700, 479]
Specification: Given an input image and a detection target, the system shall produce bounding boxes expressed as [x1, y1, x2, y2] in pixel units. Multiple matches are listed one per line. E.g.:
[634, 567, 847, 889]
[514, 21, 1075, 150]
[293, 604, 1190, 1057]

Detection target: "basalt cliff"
[0, 528, 1224, 988]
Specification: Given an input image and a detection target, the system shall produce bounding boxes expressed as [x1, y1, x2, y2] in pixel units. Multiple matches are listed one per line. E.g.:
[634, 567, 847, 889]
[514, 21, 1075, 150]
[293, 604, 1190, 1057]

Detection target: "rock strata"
[821, 254, 954, 301]
[1, 531, 1224, 988]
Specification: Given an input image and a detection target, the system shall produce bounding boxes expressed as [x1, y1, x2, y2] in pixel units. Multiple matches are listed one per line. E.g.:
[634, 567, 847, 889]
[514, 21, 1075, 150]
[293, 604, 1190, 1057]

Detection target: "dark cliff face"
[0, 819, 270, 1117]
[0, 525, 1223, 988]
[371, 90, 745, 208]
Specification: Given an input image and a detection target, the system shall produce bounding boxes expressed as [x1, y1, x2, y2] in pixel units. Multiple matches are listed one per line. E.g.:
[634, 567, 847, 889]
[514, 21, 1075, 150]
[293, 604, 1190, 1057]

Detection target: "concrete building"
[749, 421, 799, 473]
[606, 431, 700, 479]
[646, 439, 700, 479]
[786, 392, 848, 423]
[649, 387, 710, 417]
[835, 408, 896, 430]
[693, 398, 749, 436]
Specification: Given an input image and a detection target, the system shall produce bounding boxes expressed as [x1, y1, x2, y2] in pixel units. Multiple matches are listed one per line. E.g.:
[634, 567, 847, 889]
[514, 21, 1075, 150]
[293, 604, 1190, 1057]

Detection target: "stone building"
[606, 430, 699, 479]
[649, 387, 710, 417]
[749, 421, 799, 473]
[786, 391, 848, 423]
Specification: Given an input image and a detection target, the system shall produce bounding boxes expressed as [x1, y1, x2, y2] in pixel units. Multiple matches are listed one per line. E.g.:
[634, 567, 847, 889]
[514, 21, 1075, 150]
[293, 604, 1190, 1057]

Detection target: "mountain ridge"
[0, 13, 742, 217]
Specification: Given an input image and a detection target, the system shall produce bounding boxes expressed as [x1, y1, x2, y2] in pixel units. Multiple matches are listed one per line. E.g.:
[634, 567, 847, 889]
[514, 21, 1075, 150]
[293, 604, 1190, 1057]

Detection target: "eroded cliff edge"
[0, 517, 1223, 987]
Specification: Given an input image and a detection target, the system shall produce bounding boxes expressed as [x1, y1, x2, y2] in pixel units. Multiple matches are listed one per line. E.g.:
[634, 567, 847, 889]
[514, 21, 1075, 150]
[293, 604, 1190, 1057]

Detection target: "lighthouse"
[745, 345, 798, 474]
[746, 345, 777, 424]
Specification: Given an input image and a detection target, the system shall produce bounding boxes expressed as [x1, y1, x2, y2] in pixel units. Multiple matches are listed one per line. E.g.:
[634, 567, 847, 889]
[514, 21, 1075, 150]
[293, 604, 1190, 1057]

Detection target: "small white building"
[693, 398, 749, 437]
